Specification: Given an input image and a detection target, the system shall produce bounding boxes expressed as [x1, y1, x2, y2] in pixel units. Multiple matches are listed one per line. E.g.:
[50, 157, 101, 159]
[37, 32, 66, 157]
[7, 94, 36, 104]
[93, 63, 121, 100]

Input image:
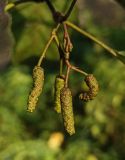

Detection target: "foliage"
[0, 0, 125, 159]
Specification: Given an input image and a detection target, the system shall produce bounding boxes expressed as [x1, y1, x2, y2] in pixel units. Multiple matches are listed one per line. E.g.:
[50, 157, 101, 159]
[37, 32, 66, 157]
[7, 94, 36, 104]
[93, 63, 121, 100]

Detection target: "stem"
[63, 0, 77, 21]
[71, 65, 88, 76]
[63, 23, 73, 53]
[54, 35, 88, 76]
[37, 24, 60, 66]
[59, 58, 63, 76]
[54, 35, 64, 59]
[66, 60, 88, 76]
[65, 21, 118, 57]
[5, 0, 42, 11]
[53, 36, 64, 76]
[45, 0, 56, 16]
[37, 35, 54, 66]
[114, 0, 125, 8]
[65, 66, 70, 87]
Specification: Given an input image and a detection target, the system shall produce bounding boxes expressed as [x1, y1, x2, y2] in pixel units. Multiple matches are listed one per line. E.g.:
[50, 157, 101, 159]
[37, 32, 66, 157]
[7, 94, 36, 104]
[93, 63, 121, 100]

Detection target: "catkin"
[60, 87, 75, 135]
[27, 66, 44, 112]
[54, 76, 65, 113]
[79, 74, 99, 101]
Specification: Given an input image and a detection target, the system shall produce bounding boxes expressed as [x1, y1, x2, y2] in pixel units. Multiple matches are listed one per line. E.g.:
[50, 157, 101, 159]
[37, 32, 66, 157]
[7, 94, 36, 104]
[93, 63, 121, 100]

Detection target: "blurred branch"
[114, 0, 125, 8]
[5, 0, 77, 23]
[65, 21, 125, 65]
[37, 24, 60, 66]
[63, 0, 77, 21]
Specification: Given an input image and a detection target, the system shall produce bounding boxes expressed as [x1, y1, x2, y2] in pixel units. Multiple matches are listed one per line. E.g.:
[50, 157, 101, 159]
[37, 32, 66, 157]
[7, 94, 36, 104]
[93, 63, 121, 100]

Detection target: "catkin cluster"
[60, 87, 75, 135]
[79, 74, 99, 101]
[54, 76, 65, 113]
[27, 66, 44, 112]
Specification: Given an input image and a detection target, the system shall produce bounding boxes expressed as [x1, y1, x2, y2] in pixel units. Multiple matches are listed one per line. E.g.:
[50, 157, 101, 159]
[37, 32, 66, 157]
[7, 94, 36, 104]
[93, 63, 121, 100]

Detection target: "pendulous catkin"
[54, 75, 65, 113]
[79, 74, 99, 101]
[60, 87, 75, 135]
[27, 66, 44, 112]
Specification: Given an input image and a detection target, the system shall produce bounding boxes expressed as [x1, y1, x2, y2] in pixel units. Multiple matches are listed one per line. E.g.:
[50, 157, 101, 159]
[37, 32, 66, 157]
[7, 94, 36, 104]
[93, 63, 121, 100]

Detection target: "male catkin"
[60, 87, 75, 135]
[27, 66, 44, 112]
[54, 76, 65, 113]
[79, 74, 99, 101]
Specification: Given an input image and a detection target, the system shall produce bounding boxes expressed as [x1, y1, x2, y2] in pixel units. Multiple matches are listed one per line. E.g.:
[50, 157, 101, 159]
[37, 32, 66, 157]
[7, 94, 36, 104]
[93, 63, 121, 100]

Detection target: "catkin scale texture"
[79, 74, 99, 101]
[27, 66, 44, 112]
[54, 76, 65, 113]
[60, 87, 75, 135]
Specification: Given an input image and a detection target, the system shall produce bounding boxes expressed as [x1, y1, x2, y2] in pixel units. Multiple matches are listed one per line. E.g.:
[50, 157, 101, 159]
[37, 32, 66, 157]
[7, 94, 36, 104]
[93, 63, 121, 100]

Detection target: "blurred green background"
[0, 0, 125, 159]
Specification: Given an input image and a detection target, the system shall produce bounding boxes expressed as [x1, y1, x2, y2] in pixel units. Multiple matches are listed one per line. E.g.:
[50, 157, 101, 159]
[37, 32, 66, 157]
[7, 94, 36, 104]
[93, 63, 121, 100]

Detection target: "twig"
[63, 23, 73, 53]
[37, 24, 60, 66]
[65, 60, 88, 76]
[54, 35, 88, 76]
[63, 0, 78, 21]
[45, 0, 57, 16]
[5, 0, 43, 11]
[65, 66, 70, 87]
[114, 0, 125, 9]
[65, 21, 118, 58]
[54, 35, 64, 76]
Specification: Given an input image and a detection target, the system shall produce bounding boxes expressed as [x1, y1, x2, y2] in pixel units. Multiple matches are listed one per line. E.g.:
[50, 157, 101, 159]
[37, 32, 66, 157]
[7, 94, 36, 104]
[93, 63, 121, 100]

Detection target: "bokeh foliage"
[0, 0, 125, 159]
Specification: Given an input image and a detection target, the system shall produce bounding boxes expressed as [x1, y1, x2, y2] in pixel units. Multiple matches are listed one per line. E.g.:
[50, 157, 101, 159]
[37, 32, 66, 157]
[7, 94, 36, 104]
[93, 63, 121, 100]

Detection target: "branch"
[65, 21, 118, 57]
[37, 24, 60, 66]
[45, 0, 56, 15]
[114, 0, 125, 8]
[63, 0, 78, 21]
[5, 0, 44, 11]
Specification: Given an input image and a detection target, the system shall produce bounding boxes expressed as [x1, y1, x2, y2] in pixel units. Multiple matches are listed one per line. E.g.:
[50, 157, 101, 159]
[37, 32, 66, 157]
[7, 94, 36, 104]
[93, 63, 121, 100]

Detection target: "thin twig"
[59, 58, 63, 76]
[63, 0, 77, 21]
[5, 0, 43, 11]
[37, 24, 60, 66]
[63, 23, 73, 53]
[45, 0, 56, 16]
[65, 21, 118, 58]
[65, 66, 70, 87]
[54, 35, 88, 76]
[114, 0, 125, 9]
[54, 36, 64, 76]
[65, 60, 88, 76]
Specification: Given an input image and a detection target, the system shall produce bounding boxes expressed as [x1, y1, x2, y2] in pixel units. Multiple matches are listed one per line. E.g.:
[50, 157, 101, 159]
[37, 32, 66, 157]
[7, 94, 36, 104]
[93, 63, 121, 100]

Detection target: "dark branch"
[45, 0, 56, 15]
[13, 0, 44, 5]
[7, 0, 77, 24]
[63, 0, 77, 21]
[114, 0, 125, 8]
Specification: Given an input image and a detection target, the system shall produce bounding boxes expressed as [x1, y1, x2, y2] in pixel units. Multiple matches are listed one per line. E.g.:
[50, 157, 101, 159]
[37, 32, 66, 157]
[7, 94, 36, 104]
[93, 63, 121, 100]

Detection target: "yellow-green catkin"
[54, 76, 65, 113]
[27, 66, 44, 112]
[60, 87, 75, 135]
[79, 74, 99, 101]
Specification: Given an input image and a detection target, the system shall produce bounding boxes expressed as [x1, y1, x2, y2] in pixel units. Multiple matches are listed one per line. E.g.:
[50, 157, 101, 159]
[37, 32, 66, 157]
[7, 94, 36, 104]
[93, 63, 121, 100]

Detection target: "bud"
[54, 76, 65, 113]
[27, 66, 44, 112]
[79, 74, 99, 101]
[60, 87, 75, 135]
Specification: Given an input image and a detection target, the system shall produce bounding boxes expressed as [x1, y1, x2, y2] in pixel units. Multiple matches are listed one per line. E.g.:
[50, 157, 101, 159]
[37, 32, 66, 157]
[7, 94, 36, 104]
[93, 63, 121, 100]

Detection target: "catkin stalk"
[54, 76, 65, 113]
[27, 66, 44, 112]
[60, 87, 75, 135]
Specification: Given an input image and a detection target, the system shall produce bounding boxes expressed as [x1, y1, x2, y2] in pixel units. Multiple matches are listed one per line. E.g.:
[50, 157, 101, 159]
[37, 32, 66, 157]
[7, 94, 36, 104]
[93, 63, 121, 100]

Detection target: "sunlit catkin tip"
[54, 75, 65, 113]
[27, 66, 44, 112]
[60, 87, 75, 135]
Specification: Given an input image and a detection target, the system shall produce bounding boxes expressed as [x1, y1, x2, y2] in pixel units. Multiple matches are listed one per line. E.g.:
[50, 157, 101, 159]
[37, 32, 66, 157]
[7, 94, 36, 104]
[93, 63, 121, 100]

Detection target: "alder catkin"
[54, 76, 65, 113]
[27, 66, 44, 112]
[79, 74, 99, 101]
[60, 87, 75, 135]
